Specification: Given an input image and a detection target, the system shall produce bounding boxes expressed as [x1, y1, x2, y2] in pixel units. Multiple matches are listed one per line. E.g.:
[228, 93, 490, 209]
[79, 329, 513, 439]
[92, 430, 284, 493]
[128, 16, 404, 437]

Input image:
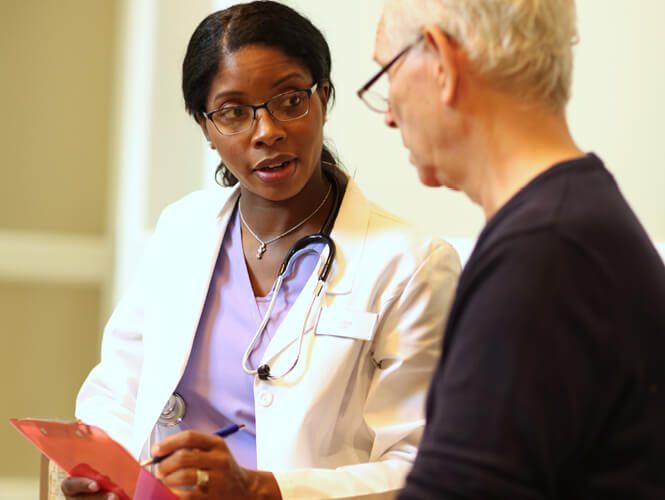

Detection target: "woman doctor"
[63, 2, 460, 499]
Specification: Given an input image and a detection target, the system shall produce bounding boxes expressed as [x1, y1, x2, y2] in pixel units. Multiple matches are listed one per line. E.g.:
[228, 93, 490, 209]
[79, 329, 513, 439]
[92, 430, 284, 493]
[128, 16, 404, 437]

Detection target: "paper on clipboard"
[9, 418, 177, 500]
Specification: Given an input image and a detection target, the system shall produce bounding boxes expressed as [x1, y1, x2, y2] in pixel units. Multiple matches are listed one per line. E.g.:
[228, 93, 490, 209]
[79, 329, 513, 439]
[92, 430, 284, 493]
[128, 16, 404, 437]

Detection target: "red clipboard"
[9, 418, 177, 500]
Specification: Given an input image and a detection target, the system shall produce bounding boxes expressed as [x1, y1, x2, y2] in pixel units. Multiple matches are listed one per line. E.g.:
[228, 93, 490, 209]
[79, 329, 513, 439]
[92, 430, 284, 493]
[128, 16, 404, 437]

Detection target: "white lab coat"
[76, 177, 460, 499]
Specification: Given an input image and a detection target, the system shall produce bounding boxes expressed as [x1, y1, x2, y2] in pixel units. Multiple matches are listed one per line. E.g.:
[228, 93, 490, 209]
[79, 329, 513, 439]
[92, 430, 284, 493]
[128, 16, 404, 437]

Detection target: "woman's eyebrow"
[210, 89, 243, 105]
[271, 72, 308, 88]
[209, 72, 309, 105]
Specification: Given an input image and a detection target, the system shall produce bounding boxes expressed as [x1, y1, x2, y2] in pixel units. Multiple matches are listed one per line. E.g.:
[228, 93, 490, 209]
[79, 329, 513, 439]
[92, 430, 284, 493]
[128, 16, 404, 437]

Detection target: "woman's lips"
[253, 158, 297, 183]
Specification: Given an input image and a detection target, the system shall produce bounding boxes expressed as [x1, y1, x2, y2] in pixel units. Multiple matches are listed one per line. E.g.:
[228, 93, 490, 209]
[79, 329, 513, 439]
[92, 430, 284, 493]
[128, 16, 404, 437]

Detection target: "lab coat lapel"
[258, 178, 371, 365]
[134, 188, 240, 450]
[162, 189, 240, 376]
[172, 190, 239, 374]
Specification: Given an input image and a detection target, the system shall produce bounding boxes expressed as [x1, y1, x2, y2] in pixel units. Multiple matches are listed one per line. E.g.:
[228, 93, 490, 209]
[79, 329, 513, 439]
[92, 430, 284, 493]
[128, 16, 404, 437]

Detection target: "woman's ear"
[423, 24, 459, 105]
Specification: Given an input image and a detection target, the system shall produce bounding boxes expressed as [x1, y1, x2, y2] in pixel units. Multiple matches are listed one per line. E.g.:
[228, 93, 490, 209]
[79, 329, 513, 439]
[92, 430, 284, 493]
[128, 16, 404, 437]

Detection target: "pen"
[139, 423, 245, 467]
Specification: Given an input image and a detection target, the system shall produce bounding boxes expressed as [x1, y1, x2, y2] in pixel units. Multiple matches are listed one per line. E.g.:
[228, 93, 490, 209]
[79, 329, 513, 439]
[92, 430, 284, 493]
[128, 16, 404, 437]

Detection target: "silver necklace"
[239, 184, 332, 259]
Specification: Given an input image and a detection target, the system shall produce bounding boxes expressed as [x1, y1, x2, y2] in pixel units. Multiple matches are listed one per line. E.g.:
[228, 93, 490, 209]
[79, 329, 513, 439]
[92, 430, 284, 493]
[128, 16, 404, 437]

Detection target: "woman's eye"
[286, 95, 303, 106]
[218, 106, 248, 121]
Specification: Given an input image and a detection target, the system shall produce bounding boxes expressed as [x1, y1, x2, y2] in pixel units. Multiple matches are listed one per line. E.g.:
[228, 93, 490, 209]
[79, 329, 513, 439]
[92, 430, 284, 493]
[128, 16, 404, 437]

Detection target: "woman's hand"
[61, 477, 118, 499]
[153, 430, 281, 499]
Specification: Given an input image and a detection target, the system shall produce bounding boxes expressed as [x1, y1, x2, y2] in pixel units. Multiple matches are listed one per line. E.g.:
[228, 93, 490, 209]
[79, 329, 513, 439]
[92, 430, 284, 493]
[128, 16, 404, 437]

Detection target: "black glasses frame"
[357, 36, 423, 112]
[204, 83, 319, 136]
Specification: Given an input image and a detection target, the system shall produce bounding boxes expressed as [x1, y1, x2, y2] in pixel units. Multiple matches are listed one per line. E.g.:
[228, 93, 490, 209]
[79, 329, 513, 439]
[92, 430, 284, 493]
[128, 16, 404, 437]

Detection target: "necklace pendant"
[256, 243, 266, 260]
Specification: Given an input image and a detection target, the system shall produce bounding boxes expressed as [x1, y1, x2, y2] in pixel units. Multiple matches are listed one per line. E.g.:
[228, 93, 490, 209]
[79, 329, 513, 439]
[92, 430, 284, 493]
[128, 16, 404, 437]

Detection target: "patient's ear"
[423, 24, 459, 105]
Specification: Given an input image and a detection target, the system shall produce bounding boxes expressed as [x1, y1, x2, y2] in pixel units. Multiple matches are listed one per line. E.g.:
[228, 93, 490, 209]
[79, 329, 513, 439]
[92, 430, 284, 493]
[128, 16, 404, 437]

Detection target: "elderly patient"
[359, 0, 665, 499]
[61, 1, 460, 499]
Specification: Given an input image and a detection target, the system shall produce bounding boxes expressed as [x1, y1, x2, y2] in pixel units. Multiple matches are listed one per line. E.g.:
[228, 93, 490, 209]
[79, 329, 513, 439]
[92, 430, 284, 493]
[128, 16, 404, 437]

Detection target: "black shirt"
[400, 154, 665, 499]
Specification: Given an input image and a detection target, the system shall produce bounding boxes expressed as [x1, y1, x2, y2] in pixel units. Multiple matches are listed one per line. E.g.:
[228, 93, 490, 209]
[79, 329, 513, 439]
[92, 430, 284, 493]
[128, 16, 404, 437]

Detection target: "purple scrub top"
[174, 205, 323, 468]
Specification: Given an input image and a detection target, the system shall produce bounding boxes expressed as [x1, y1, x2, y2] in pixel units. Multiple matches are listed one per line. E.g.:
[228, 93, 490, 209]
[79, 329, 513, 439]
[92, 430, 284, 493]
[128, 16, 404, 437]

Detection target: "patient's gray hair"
[384, 0, 578, 109]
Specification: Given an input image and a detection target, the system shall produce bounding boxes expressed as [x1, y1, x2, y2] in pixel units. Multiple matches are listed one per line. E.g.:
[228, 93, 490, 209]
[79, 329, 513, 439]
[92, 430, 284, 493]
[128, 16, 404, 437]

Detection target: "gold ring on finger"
[196, 468, 209, 489]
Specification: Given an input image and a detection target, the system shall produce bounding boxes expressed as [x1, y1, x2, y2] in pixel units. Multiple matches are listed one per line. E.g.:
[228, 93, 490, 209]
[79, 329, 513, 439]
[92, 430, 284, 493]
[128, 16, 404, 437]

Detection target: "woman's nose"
[252, 108, 286, 147]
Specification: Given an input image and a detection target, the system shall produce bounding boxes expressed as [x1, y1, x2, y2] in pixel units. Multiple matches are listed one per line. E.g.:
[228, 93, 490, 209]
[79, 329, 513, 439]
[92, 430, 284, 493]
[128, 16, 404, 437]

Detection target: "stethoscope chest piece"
[159, 393, 186, 426]
[257, 364, 271, 381]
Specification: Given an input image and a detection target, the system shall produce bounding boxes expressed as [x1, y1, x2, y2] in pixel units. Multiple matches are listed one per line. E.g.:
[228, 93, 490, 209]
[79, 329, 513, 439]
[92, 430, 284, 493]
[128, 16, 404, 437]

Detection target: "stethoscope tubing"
[242, 170, 342, 381]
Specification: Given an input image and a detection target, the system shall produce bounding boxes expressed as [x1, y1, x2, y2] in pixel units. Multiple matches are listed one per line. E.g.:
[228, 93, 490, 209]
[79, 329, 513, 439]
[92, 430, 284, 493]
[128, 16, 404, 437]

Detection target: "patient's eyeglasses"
[357, 36, 423, 113]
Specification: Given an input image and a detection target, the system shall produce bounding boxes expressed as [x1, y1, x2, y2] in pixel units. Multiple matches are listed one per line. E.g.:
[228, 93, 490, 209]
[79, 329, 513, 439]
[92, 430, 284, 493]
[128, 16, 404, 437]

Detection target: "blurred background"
[1, 0, 664, 497]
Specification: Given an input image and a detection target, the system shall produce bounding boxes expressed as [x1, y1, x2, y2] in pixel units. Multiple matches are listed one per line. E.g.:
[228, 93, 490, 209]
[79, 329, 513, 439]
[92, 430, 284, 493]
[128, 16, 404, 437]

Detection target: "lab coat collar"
[325, 177, 369, 295]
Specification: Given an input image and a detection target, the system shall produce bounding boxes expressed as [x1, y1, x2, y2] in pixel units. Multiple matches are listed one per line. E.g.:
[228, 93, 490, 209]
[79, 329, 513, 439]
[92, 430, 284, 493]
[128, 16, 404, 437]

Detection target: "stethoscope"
[242, 168, 345, 381]
[158, 169, 345, 427]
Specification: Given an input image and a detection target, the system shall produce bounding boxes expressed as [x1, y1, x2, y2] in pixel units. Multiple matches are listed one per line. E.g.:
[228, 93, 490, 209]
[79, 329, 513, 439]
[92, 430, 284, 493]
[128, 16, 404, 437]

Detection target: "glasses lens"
[269, 90, 311, 121]
[212, 105, 254, 135]
[361, 90, 389, 113]
[360, 70, 390, 113]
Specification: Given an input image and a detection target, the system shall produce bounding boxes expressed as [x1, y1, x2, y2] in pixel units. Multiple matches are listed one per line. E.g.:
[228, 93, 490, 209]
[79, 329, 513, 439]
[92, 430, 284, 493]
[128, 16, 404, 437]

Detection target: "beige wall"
[0, 282, 101, 476]
[0, 0, 117, 486]
[146, 0, 214, 227]
[0, 0, 115, 234]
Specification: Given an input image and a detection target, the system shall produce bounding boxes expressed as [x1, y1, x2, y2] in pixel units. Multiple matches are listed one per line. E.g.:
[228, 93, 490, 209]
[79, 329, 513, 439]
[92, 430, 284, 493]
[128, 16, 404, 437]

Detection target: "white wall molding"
[107, 0, 157, 305]
[0, 231, 110, 285]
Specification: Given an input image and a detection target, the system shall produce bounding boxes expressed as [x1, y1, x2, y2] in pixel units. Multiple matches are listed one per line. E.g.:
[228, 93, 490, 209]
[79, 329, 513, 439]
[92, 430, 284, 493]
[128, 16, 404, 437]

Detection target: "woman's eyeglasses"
[204, 83, 318, 136]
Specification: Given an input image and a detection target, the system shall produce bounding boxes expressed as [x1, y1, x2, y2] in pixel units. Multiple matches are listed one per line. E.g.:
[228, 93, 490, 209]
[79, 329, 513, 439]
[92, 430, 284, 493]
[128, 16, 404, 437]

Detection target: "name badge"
[315, 307, 378, 341]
